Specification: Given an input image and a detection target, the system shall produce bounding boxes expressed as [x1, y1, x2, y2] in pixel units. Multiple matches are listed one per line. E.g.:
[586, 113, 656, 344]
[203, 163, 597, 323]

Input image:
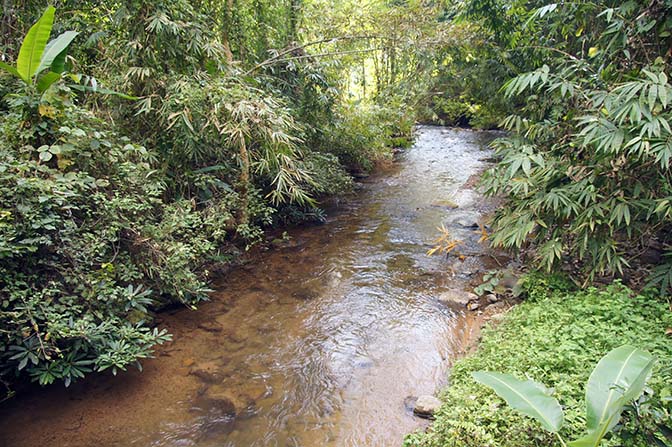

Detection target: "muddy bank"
[0, 126, 506, 447]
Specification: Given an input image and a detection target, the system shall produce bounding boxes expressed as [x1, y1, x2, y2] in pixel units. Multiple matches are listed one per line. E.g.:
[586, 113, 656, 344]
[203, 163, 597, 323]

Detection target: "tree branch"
[245, 35, 389, 75]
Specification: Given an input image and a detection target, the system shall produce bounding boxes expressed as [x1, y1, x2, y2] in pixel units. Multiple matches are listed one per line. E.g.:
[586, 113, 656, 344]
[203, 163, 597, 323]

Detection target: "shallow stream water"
[0, 126, 500, 447]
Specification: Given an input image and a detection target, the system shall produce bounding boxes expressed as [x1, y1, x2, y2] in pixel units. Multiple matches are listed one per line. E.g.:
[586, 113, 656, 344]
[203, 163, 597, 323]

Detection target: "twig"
[257, 48, 385, 66]
[245, 35, 389, 75]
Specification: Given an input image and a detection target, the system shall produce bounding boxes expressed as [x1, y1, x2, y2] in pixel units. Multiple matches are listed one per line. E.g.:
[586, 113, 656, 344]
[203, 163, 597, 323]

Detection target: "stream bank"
[0, 126, 508, 447]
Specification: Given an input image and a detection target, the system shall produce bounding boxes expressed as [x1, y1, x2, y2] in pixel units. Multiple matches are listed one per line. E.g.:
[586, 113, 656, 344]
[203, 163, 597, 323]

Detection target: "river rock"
[413, 395, 442, 418]
[270, 238, 299, 249]
[486, 293, 499, 304]
[190, 360, 226, 383]
[202, 385, 254, 417]
[467, 302, 480, 311]
[404, 396, 418, 411]
[220, 327, 246, 344]
[182, 358, 196, 367]
[438, 290, 478, 307]
[431, 199, 459, 209]
[487, 301, 507, 312]
[456, 219, 480, 229]
[245, 382, 270, 401]
[292, 287, 319, 301]
[198, 321, 224, 333]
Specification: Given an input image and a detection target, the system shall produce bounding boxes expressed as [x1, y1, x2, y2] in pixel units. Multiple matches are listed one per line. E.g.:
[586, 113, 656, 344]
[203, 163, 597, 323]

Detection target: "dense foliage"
[408, 2, 672, 446]
[0, 0, 443, 394]
[2, 5, 671, 440]
[405, 277, 672, 447]
[470, 0, 672, 289]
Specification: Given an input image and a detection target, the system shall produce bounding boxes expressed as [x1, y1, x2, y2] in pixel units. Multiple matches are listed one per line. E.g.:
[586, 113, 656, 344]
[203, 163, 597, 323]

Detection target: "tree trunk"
[222, 0, 235, 63]
[288, 0, 301, 43]
[237, 138, 250, 226]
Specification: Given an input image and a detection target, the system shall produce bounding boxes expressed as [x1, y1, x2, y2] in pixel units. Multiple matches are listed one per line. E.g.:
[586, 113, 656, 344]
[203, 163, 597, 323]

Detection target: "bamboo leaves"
[473, 345, 656, 447]
[502, 65, 550, 97]
[485, 67, 672, 287]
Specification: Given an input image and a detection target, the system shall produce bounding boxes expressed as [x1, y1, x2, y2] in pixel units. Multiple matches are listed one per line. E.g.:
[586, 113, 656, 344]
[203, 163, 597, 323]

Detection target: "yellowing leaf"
[588, 47, 599, 58]
[38, 104, 56, 118]
[56, 154, 73, 170]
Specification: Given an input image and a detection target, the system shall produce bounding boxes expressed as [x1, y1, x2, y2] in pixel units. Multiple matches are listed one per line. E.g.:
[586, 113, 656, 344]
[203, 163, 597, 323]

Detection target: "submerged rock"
[292, 287, 319, 301]
[437, 290, 478, 307]
[202, 385, 255, 417]
[190, 361, 226, 383]
[198, 321, 224, 333]
[403, 395, 418, 411]
[413, 395, 442, 418]
[431, 199, 459, 209]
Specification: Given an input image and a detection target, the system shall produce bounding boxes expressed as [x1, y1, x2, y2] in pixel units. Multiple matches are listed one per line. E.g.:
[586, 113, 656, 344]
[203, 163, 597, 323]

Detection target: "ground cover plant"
[405, 277, 672, 447]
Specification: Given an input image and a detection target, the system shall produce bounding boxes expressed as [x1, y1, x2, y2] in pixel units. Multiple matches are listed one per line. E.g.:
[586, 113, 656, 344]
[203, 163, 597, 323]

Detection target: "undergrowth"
[405, 277, 672, 447]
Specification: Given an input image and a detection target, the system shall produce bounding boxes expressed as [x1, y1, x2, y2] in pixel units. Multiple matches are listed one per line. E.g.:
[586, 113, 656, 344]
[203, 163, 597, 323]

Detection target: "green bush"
[0, 82, 178, 388]
[302, 152, 354, 196]
[0, 5, 413, 395]
[476, 1, 672, 290]
[420, 96, 502, 129]
[321, 101, 414, 172]
[430, 97, 473, 126]
[405, 281, 672, 447]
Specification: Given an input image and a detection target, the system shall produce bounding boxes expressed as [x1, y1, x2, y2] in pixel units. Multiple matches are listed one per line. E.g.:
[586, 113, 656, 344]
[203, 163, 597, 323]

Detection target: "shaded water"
[0, 126, 499, 447]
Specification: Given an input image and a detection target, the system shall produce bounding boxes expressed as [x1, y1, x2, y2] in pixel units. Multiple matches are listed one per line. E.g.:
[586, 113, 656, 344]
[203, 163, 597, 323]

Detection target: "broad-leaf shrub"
[473, 345, 656, 447]
[322, 102, 413, 173]
[0, 82, 177, 389]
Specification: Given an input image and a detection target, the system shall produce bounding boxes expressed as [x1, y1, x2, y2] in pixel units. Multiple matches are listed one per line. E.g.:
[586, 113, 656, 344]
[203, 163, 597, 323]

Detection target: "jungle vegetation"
[1, 1, 671, 444]
[0, 0, 433, 394]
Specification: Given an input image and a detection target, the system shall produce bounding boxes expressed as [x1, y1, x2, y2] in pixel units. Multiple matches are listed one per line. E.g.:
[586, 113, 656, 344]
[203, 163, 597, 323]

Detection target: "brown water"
[0, 126, 501, 447]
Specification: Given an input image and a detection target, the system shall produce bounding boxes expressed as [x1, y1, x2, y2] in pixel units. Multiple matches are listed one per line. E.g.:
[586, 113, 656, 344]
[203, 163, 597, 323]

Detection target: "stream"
[0, 126, 501, 447]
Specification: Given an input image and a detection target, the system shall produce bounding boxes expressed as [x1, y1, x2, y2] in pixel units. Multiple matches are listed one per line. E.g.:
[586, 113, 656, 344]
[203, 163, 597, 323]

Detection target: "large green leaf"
[17, 6, 55, 82]
[569, 345, 655, 447]
[0, 61, 21, 79]
[37, 71, 62, 93]
[36, 31, 79, 75]
[472, 371, 564, 432]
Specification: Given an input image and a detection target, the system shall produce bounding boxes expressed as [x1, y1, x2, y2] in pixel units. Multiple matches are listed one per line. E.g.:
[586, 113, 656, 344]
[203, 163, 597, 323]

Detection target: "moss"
[405, 281, 672, 447]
